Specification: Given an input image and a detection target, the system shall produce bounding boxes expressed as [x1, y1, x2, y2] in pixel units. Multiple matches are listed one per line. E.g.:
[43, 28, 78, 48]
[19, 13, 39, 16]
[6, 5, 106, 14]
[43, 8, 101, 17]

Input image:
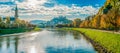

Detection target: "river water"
[0, 29, 97, 53]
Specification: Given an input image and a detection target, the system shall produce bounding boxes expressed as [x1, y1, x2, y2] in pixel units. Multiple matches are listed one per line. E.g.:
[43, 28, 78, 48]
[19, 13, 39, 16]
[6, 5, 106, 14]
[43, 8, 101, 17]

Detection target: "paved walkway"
[91, 29, 120, 34]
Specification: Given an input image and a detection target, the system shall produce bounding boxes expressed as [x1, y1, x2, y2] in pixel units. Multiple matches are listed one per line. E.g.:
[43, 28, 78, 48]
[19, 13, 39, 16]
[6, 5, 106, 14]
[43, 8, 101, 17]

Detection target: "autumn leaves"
[79, 0, 120, 31]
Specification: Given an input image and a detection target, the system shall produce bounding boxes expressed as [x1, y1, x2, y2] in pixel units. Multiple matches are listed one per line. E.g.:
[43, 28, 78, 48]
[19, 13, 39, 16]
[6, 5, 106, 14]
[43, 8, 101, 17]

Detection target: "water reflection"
[14, 37, 19, 53]
[0, 36, 19, 53]
[45, 47, 95, 53]
[30, 46, 36, 53]
[0, 29, 97, 53]
[72, 31, 81, 40]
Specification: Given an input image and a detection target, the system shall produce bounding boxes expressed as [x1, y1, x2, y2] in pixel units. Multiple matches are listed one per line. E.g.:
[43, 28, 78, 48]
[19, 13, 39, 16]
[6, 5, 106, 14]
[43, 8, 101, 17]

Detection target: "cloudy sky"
[0, 0, 106, 21]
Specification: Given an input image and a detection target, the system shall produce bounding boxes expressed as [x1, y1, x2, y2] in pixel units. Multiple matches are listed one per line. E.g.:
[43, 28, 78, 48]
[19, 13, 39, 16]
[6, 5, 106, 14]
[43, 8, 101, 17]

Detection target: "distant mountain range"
[48, 16, 72, 25]
[30, 16, 72, 27]
[30, 20, 47, 25]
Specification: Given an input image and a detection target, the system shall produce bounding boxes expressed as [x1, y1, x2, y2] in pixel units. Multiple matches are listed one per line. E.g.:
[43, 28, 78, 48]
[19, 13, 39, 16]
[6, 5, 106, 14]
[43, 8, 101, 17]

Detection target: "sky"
[0, 0, 106, 21]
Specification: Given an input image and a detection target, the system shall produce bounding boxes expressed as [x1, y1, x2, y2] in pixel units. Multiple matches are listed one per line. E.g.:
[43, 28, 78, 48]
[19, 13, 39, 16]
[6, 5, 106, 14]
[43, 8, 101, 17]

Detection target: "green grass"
[0, 28, 28, 34]
[66, 28, 120, 53]
[0, 27, 41, 34]
[33, 27, 41, 31]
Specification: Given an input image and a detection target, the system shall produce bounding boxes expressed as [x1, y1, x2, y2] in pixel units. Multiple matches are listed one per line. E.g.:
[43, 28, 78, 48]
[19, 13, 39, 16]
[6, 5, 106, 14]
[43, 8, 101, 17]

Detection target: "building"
[15, 5, 18, 19]
[2, 5, 18, 24]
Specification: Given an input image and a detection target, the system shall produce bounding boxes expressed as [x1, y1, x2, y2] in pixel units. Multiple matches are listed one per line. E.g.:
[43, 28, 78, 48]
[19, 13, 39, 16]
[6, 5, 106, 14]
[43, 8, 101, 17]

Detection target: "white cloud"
[0, 0, 99, 21]
[0, 0, 10, 2]
[0, 5, 14, 16]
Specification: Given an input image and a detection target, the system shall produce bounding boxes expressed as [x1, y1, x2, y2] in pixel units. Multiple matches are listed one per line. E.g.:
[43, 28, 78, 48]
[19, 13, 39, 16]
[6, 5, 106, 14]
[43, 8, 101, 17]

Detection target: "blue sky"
[0, 0, 106, 21]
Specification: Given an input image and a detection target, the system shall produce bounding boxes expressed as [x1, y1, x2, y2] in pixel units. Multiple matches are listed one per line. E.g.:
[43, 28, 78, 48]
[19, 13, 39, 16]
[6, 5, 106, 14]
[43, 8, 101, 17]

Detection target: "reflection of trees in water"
[0, 36, 19, 53]
[0, 38, 3, 48]
[14, 36, 19, 53]
[7, 37, 10, 48]
[72, 31, 81, 40]
[45, 46, 95, 53]
[51, 30, 82, 40]
[52, 30, 82, 40]
[53, 30, 68, 37]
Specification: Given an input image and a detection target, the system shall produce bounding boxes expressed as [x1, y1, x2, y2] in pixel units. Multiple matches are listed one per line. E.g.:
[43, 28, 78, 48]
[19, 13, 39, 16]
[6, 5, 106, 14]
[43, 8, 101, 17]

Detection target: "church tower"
[15, 5, 18, 19]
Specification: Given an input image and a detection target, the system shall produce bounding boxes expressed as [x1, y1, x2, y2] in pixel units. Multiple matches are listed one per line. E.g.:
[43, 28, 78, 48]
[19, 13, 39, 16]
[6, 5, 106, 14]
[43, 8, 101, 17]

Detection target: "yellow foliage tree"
[100, 15, 108, 29]
[6, 16, 10, 24]
[0, 17, 2, 22]
[73, 18, 81, 27]
[117, 16, 120, 27]
[79, 21, 85, 28]
[91, 15, 101, 28]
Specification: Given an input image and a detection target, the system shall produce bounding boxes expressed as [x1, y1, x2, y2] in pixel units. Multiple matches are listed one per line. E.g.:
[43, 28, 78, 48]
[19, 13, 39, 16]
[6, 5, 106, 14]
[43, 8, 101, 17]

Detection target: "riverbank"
[0, 27, 41, 35]
[0, 31, 42, 38]
[0, 28, 30, 34]
[63, 28, 120, 53]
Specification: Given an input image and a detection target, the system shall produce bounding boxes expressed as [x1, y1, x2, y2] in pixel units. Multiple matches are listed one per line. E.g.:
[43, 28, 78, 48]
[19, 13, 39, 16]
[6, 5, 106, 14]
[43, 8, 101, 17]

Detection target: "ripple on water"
[0, 29, 97, 53]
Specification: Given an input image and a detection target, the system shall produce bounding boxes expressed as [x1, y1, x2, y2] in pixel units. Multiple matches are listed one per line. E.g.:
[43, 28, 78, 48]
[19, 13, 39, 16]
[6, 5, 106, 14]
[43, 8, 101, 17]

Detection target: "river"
[0, 29, 97, 53]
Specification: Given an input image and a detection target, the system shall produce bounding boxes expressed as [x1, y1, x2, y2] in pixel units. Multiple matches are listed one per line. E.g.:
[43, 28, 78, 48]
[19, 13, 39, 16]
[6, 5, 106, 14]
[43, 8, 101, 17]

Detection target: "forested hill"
[80, 0, 120, 31]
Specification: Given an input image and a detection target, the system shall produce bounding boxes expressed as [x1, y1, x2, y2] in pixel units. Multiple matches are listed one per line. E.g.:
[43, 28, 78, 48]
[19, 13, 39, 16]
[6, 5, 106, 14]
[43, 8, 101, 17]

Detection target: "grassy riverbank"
[0, 28, 29, 34]
[65, 28, 120, 53]
[33, 27, 41, 31]
[0, 27, 41, 34]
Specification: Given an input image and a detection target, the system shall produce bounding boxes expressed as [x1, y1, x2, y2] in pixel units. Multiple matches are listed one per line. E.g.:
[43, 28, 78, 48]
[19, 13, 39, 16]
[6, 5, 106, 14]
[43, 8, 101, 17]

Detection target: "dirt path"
[92, 29, 120, 34]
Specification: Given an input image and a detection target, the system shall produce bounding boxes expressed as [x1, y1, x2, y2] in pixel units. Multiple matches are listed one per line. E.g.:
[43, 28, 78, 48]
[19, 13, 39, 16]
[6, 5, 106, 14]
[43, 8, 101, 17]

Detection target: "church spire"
[15, 4, 18, 19]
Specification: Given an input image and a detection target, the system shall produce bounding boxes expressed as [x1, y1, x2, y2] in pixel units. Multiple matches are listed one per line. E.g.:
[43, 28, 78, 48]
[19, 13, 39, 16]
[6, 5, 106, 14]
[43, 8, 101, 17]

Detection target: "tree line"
[0, 16, 35, 29]
[56, 0, 120, 32]
[80, 0, 120, 31]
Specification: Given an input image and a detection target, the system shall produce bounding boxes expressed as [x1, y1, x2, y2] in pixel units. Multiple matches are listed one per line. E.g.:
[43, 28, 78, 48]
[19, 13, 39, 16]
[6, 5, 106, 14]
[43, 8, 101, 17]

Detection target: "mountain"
[46, 16, 72, 27]
[30, 20, 46, 25]
[30, 20, 47, 28]
[30, 16, 72, 27]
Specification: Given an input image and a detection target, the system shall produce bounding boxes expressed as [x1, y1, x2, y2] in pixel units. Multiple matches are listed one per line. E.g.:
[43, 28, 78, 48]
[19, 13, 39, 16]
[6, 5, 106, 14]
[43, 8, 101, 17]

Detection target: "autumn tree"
[0, 17, 3, 28]
[19, 20, 27, 28]
[80, 16, 92, 28]
[79, 21, 85, 28]
[73, 18, 82, 27]
[0, 17, 1, 23]
[106, 0, 120, 31]
[6, 16, 10, 24]
[79, 0, 120, 31]
[91, 15, 101, 28]
[116, 16, 120, 27]
[4, 16, 11, 28]
[99, 14, 113, 30]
